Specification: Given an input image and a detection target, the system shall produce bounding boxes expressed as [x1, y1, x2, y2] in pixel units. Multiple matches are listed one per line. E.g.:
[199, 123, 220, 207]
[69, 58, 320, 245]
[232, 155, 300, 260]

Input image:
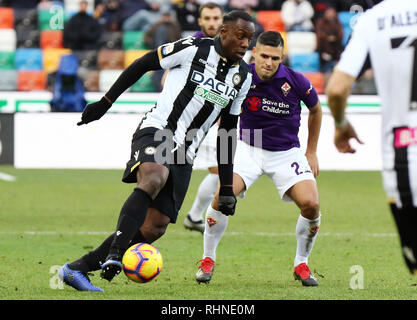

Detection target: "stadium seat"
[289, 52, 320, 73]
[122, 31, 147, 50]
[130, 72, 155, 92]
[338, 11, 356, 28]
[0, 70, 17, 91]
[73, 50, 97, 70]
[338, 12, 357, 46]
[286, 32, 317, 56]
[124, 50, 149, 68]
[303, 72, 324, 94]
[17, 70, 47, 91]
[0, 51, 15, 69]
[97, 49, 125, 70]
[42, 48, 72, 73]
[82, 69, 100, 92]
[256, 10, 285, 32]
[99, 69, 123, 92]
[15, 48, 43, 70]
[0, 7, 14, 29]
[16, 30, 40, 48]
[40, 30, 63, 49]
[0, 29, 16, 51]
[14, 8, 38, 32]
[98, 32, 123, 50]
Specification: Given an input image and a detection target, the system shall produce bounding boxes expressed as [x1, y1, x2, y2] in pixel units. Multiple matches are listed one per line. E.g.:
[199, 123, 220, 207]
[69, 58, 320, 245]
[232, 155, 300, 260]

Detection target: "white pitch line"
[0, 172, 16, 182]
[0, 230, 398, 237]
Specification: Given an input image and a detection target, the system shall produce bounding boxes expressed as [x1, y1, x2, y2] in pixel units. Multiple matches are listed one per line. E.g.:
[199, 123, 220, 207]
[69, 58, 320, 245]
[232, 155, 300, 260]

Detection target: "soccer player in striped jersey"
[326, 0, 417, 275]
[183, 2, 224, 233]
[196, 31, 323, 286]
[58, 10, 255, 292]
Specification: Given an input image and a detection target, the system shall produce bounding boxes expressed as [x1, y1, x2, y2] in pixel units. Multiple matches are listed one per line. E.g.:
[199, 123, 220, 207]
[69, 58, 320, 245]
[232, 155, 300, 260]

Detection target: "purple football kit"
[240, 63, 319, 151]
[234, 63, 320, 202]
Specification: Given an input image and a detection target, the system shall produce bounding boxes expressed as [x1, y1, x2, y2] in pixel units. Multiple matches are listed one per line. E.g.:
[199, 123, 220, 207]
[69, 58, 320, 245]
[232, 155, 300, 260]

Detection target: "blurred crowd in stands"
[0, 0, 382, 99]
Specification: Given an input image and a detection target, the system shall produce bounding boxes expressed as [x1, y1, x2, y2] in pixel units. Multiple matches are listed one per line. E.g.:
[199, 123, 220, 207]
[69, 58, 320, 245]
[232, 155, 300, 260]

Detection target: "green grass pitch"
[0, 165, 416, 300]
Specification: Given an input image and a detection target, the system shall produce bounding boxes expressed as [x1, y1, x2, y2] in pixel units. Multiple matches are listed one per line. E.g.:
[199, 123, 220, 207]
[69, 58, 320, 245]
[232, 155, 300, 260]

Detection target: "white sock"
[294, 213, 321, 267]
[188, 173, 218, 222]
[203, 204, 229, 261]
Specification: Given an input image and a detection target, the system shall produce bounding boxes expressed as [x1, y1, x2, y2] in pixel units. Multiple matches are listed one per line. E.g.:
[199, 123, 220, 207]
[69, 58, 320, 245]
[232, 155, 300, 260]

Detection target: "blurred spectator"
[94, 0, 121, 31]
[122, 0, 172, 32]
[173, 0, 200, 32]
[144, 11, 181, 51]
[63, 0, 101, 50]
[308, 0, 332, 22]
[118, 0, 151, 25]
[229, 0, 259, 10]
[315, 6, 343, 82]
[144, 11, 181, 91]
[281, 0, 314, 32]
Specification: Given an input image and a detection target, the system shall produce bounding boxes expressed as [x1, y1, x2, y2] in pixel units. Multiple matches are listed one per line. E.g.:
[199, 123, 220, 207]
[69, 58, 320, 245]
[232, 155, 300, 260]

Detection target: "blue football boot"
[58, 264, 104, 292]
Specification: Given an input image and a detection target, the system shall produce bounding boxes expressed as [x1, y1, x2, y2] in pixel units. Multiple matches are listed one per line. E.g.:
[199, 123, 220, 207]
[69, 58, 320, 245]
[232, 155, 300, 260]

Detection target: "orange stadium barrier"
[256, 10, 285, 33]
[40, 30, 64, 49]
[0, 7, 14, 29]
[17, 70, 46, 91]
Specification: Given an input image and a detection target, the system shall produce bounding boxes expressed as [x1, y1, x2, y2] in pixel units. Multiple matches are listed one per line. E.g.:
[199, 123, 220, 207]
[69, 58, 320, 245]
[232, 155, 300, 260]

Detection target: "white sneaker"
[184, 214, 205, 233]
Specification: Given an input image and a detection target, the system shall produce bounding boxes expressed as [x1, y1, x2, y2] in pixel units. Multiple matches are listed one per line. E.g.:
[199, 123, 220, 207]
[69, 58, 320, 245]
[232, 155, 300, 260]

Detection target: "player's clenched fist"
[218, 186, 236, 216]
[77, 96, 112, 126]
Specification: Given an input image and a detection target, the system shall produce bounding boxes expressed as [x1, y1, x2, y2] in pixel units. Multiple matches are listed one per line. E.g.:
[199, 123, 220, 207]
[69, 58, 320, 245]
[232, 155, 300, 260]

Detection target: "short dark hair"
[222, 10, 253, 24]
[199, 2, 223, 16]
[257, 31, 285, 49]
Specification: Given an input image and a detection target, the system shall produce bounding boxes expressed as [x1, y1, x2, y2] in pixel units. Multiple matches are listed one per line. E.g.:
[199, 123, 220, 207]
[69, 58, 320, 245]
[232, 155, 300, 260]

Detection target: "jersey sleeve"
[295, 72, 319, 108]
[157, 36, 197, 70]
[229, 73, 252, 115]
[336, 13, 370, 78]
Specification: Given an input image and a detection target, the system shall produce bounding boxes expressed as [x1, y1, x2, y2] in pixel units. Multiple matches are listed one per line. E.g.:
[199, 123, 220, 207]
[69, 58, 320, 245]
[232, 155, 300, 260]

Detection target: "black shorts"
[122, 127, 193, 223]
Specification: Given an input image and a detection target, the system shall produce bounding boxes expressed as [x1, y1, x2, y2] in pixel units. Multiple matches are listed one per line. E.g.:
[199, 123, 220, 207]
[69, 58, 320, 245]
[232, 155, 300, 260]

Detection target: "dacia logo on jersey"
[191, 70, 238, 102]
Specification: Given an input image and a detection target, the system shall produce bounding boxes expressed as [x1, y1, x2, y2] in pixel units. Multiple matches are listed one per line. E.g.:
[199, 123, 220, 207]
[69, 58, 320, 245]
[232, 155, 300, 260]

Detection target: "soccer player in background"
[196, 31, 322, 286]
[58, 10, 255, 292]
[326, 0, 417, 274]
[183, 2, 224, 233]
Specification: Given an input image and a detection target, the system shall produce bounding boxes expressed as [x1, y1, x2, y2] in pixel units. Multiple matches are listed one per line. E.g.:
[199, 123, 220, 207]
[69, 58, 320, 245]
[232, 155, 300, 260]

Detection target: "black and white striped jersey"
[139, 36, 252, 162]
[337, 0, 417, 208]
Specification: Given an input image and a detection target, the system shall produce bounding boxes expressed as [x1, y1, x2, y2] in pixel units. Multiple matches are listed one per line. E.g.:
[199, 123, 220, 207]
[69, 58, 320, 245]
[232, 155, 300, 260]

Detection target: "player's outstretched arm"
[77, 50, 162, 126]
[216, 114, 238, 216]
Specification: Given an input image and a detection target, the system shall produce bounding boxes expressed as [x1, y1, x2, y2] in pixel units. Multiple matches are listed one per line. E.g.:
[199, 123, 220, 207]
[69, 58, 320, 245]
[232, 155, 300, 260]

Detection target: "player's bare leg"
[285, 180, 320, 286]
[196, 173, 245, 283]
[140, 208, 170, 243]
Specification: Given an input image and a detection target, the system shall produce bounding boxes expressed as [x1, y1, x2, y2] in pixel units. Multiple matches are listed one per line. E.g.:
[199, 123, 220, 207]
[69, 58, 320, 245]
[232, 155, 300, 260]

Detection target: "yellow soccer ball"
[122, 243, 163, 283]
